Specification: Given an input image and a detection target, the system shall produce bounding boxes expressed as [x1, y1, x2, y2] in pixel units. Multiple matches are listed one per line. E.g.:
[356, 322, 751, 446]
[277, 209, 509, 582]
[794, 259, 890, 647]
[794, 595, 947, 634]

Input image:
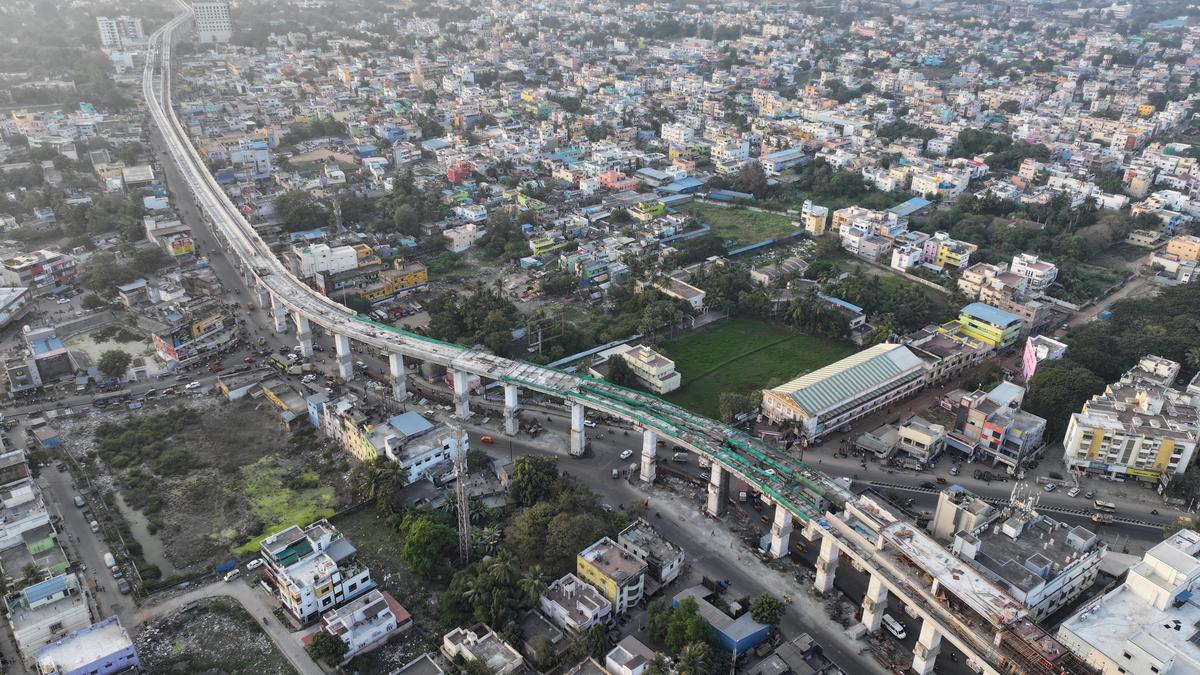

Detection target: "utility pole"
[454, 425, 471, 564]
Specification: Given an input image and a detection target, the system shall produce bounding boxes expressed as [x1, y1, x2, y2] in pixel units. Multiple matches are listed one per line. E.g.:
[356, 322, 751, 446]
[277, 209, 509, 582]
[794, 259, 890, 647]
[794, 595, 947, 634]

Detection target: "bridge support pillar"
[800, 519, 822, 543]
[335, 333, 353, 382]
[769, 503, 793, 559]
[451, 370, 471, 421]
[294, 313, 313, 358]
[255, 286, 269, 311]
[503, 384, 519, 436]
[814, 535, 839, 594]
[912, 620, 942, 675]
[569, 403, 586, 457]
[860, 574, 888, 633]
[705, 464, 729, 517]
[639, 429, 657, 483]
[389, 353, 406, 402]
[271, 295, 287, 334]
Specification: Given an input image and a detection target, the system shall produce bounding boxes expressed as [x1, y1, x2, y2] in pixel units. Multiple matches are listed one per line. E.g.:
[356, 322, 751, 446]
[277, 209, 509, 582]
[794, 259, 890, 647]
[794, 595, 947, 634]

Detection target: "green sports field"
[660, 318, 856, 417]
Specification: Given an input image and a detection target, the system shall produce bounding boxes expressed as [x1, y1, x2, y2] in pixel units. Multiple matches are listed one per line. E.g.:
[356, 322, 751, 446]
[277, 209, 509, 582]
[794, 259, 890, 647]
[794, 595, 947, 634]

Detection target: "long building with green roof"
[761, 343, 926, 441]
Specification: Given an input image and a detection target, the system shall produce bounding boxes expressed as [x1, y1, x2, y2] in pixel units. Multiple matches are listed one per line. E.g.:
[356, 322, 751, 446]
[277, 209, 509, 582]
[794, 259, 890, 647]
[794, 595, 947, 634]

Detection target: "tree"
[519, 565, 548, 604]
[80, 293, 107, 310]
[401, 513, 456, 577]
[665, 596, 715, 653]
[274, 190, 333, 232]
[97, 350, 132, 378]
[750, 593, 786, 626]
[508, 455, 559, 506]
[644, 654, 672, 675]
[675, 642, 712, 675]
[1023, 360, 1107, 442]
[734, 161, 769, 198]
[307, 631, 349, 665]
[606, 355, 638, 388]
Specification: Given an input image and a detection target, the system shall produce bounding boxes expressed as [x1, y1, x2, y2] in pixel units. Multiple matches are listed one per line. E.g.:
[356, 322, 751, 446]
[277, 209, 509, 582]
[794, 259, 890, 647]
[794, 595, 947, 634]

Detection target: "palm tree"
[519, 565, 548, 604]
[349, 460, 382, 500]
[1187, 346, 1200, 373]
[644, 654, 671, 675]
[676, 642, 710, 675]
[485, 552, 517, 586]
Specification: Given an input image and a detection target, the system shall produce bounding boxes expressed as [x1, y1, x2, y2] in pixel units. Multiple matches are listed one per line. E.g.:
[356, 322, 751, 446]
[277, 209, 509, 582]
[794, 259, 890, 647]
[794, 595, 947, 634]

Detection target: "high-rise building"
[96, 16, 145, 50]
[192, 0, 232, 43]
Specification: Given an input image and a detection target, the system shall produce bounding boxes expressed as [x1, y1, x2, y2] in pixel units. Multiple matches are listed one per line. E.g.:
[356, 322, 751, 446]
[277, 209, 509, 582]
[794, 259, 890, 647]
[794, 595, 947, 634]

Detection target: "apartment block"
[945, 382, 1047, 472]
[1166, 234, 1200, 261]
[193, 0, 233, 43]
[1022, 335, 1068, 383]
[1009, 253, 1058, 294]
[617, 518, 684, 586]
[293, 243, 359, 278]
[34, 616, 140, 675]
[6, 574, 91, 663]
[322, 404, 463, 482]
[799, 200, 829, 236]
[96, 16, 144, 50]
[442, 627, 524, 675]
[1062, 356, 1200, 487]
[540, 573, 612, 633]
[317, 589, 412, 661]
[577, 537, 646, 614]
[953, 302, 1023, 348]
[922, 231, 977, 270]
[259, 519, 374, 624]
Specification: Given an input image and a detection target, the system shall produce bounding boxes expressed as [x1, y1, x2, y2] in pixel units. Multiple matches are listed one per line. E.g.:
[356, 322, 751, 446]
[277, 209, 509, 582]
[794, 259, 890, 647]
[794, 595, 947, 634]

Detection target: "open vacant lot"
[677, 202, 798, 246]
[136, 598, 295, 674]
[661, 318, 856, 417]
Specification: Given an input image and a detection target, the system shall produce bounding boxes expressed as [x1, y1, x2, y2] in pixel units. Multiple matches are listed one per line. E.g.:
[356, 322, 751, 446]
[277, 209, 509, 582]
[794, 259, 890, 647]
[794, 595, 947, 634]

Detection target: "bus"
[881, 614, 907, 640]
[1094, 500, 1117, 513]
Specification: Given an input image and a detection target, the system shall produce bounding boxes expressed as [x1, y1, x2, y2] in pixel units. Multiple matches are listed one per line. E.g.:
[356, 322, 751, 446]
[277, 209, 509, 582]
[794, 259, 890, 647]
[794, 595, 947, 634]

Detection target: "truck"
[738, 481, 749, 503]
[103, 552, 116, 568]
[1091, 513, 1114, 524]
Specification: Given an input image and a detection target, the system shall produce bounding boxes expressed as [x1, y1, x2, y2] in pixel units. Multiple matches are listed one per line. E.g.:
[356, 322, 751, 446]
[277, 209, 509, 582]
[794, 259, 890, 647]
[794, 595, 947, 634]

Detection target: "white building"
[442, 628, 524, 675]
[540, 573, 612, 633]
[605, 636, 657, 675]
[800, 200, 829, 236]
[617, 518, 684, 586]
[936, 490, 1104, 622]
[259, 520, 374, 624]
[96, 16, 145, 50]
[192, 0, 233, 43]
[596, 344, 681, 395]
[293, 243, 358, 278]
[890, 244, 923, 271]
[1058, 529, 1200, 675]
[660, 123, 694, 148]
[444, 222, 485, 253]
[1009, 253, 1058, 294]
[34, 616, 140, 675]
[5, 574, 91, 663]
[320, 589, 412, 661]
[711, 139, 750, 174]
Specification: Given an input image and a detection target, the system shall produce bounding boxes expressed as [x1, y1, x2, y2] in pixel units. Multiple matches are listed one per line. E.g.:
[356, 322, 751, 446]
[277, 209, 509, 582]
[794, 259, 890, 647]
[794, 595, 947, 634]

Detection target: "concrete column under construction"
[389, 352, 406, 401]
[451, 369, 471, 420]
[503, 383, 520, 436]
[569, 403, 586, 456]
[334, 333, 353, 382]
[271, 295, 287, 333]
[814, 535, 839, 594]
[705, 464, 730, 517]
[769, 503, 794, 559]
[912, 620, 942, 675]
[254, 286, 269, 311]
[639, 428, 658, 483]
[294, 313, 313, 358]
[860, 574, 888, 633]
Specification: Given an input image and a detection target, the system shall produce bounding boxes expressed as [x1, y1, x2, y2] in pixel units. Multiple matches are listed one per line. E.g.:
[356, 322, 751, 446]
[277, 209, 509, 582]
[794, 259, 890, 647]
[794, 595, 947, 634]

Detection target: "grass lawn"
[677, 202, 798, 246]
[232, 456, 336, 556]
[660, 318, 857, 417]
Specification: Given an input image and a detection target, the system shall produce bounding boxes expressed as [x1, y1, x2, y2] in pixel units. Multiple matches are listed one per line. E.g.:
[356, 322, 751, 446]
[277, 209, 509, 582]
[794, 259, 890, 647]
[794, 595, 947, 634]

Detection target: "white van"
[881, 614, 906, 640]
[223, 568, 241, 582]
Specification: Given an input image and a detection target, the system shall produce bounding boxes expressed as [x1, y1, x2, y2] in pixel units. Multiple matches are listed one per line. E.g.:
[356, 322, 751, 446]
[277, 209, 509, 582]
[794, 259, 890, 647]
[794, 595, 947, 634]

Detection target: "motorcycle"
[1151, 509, 1159, 515]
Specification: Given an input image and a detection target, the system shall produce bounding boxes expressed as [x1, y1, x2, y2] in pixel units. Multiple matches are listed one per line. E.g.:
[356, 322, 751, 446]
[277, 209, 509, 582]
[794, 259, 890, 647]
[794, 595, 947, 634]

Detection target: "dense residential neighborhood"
[3, 0, 1200, 674]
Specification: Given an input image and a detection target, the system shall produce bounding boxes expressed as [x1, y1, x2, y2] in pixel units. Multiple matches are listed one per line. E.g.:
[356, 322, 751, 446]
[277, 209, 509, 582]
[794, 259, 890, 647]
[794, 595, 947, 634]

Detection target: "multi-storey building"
[953, 302, 1023, 348]
[1167, 234, 1200, 261]
[922, 231, 977, 270]
[358, 262, 429, 303]
[322, 404, 463, 482]
[293, 243, 359, 278]
[1022, 335, 1068, 383]
[1009, 253, 1058, 294]
[318, 589, 412, 661]
[259, 519, 374, 624]
[6, 574, 91, 663]
[616, 518, 684, 586]
[934, 490, 1103, 622]
[945, 382, 1047, 471]
[193, 0, 233, 43]
[151, 300, 238, 369]
[761, 343, 926, 441]
[96, 16, 144, 50]
[0, 250, 78, 296]
[577, 537, 646, 614]
[34, 616, 140, 675]
[1058, 529, 1200, 674]
[1062, 356, 1200, 487]
[540, 573, 612, 633]
[610, 345, 681, 395]
[800, 200, 829, 236]
[442, 628, 524, 675]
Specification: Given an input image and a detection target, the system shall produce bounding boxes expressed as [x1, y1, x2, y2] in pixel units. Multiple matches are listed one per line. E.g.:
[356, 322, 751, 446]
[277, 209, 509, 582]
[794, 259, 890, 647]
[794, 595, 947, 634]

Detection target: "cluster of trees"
[1022, 360, 1106, 444]
[274, 190, 333, 232]
[479, 207, 534, 261]
[349, 458, 410, 518]
[949, 129, 1050, 172]
[281, 118, 348, 146]
[764, 158, 907, 212]
[78, 250, 171, 297]
[822, 270, 953, 332]
[644, 598, 718, 675]
[373, 169, 449, 237]
[425, 287, 521, 354]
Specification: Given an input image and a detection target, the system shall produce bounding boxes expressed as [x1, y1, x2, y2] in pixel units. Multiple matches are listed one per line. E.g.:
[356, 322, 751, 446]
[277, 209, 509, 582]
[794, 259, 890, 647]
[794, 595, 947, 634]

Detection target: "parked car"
[1085, 489, 1096, 499]
[55, 297, 71, 305]
[1043, 483, 1057, 492]
[611, 469, 619, 479]
[184, 381, 201, 390]
[246, 559, 264, 571]
[89, 520, 99, 533]
[583, 420, 597, 428]
[223, 568, 241, 582]
[117, 579, 132, 594]
[619, 449, 633, 460]
[1067, 487, 1081, 498]
[73, 495, 86, 508]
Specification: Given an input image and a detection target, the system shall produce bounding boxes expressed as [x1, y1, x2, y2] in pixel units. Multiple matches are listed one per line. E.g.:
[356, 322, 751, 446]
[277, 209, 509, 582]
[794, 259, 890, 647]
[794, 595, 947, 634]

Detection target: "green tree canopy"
[750, 593, 786, 626]
[274, 190, 333, 232]
[307, 630, 349, 665]
[508, 455, 560, 507]
[400, 512, 456, 577]
[97, 350, 132, 378]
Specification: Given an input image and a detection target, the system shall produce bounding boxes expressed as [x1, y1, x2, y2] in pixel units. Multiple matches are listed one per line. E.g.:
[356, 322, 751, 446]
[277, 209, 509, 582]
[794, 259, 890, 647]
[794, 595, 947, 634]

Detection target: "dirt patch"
[136, 597, 296, 674]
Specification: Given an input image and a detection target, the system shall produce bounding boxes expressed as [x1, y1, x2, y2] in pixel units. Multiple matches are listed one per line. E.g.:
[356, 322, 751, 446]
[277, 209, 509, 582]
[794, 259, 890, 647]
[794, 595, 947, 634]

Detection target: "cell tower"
[454, 425, 471, 564]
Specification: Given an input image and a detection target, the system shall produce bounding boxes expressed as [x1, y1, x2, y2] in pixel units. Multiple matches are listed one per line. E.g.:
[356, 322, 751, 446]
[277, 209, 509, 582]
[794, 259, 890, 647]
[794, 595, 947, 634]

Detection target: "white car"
[1067, 487, 1081, 498]
[583, 420, 597, 428]
[55, 297, 71, 305]
[184, 381, 201, 390]
[246, 558, 264, 571]
[619, 449, 633, 460]
[1043, 483, 1057, 492]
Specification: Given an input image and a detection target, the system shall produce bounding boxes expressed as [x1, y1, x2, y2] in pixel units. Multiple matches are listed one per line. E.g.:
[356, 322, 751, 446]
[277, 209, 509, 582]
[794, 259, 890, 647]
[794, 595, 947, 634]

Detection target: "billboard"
[168, 236, 195, 256]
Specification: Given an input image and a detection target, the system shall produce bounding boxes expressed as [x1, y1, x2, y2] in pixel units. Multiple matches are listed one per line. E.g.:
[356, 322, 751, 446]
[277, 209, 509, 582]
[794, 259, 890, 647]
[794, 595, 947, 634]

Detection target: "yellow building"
[576, 537, 645, 614]
[952, 302, 1022, 348]
[1166, 235, 1200, 261]
[529, 236, 570, 255]
[359, 262, 428, 302]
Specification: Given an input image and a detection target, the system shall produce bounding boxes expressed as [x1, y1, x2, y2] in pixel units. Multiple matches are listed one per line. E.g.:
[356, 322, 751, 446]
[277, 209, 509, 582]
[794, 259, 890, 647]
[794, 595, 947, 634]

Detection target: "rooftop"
[770, 344, 925, 417]
[35, 616, 133, 673]
[618, 518, 682, 564]
[961, 302, 1022, 328]
[579, 537, 646, 584]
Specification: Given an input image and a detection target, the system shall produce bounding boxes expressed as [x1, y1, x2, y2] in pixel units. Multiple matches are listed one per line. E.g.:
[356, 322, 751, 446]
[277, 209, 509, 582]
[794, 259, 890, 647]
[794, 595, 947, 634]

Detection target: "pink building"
[1021, 335, 1068, 383]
